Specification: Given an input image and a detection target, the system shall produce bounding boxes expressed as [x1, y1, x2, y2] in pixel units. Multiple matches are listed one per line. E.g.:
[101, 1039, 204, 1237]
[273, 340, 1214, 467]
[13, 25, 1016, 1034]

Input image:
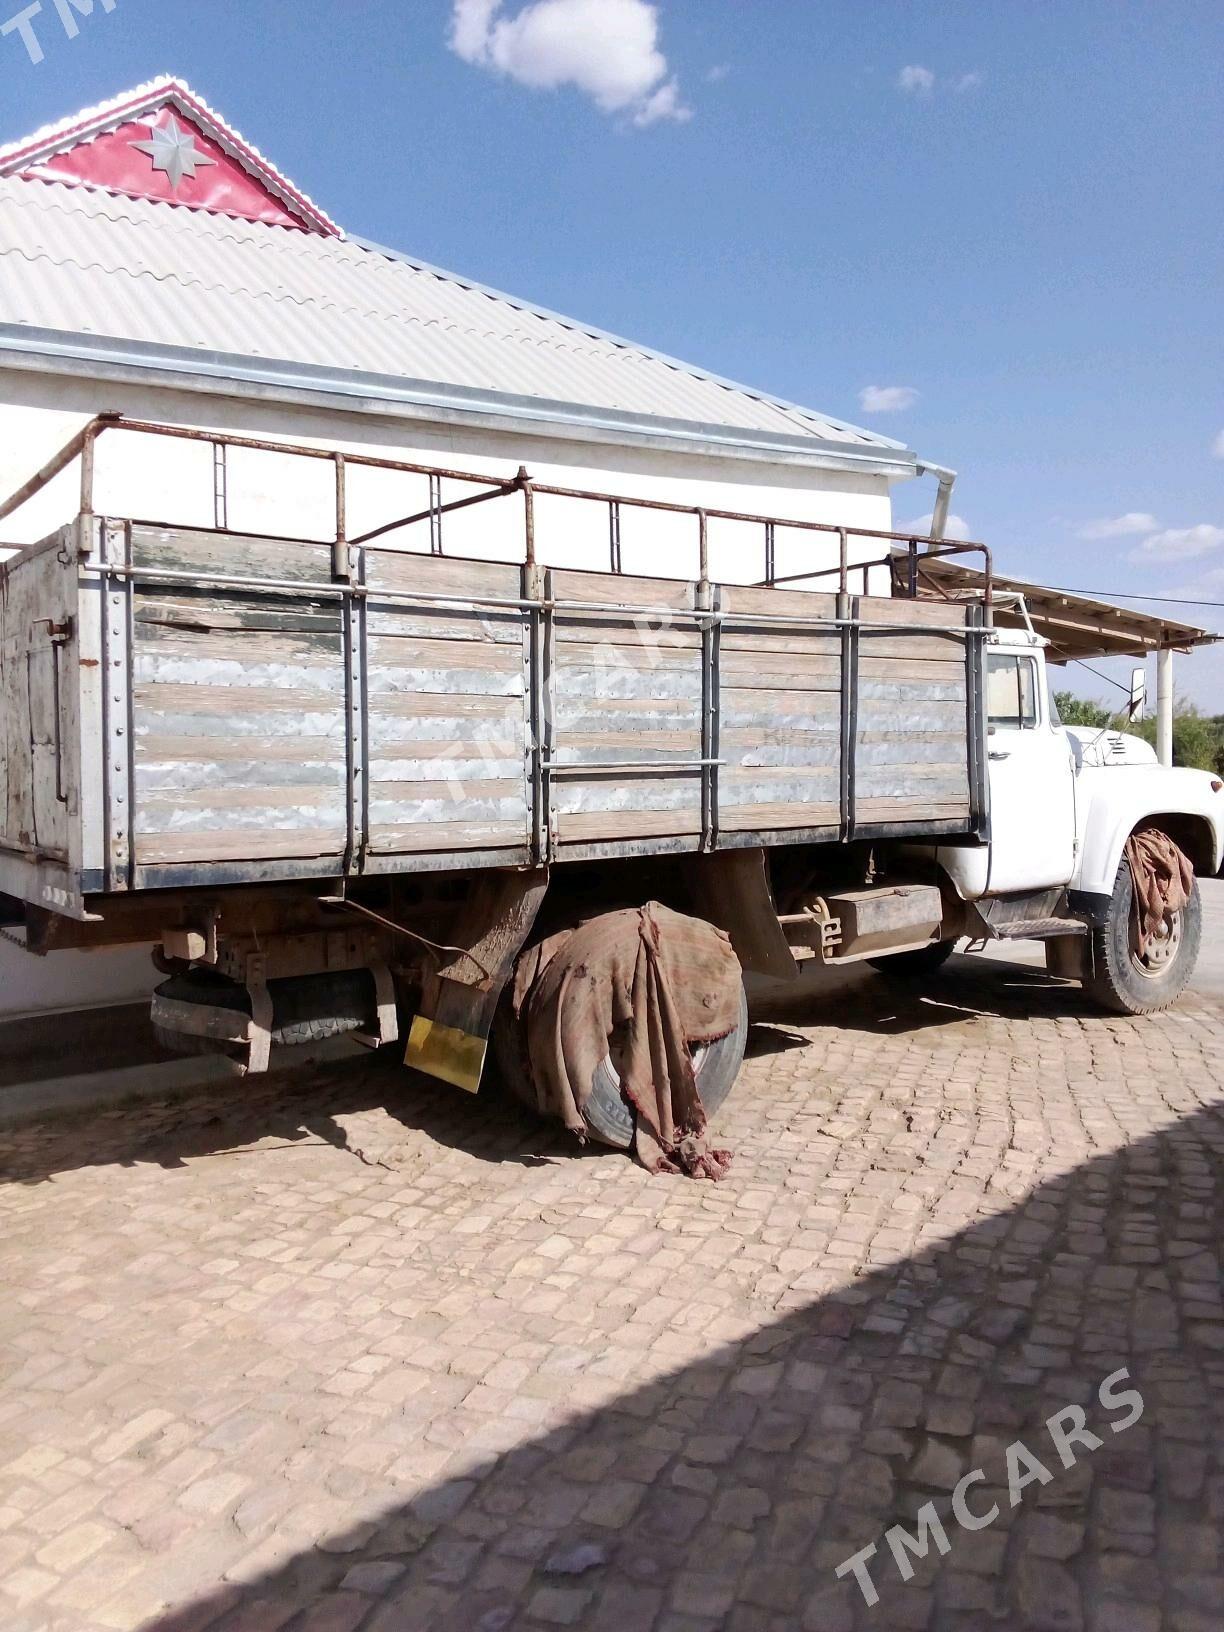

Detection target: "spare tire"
[493, 982, 749, 1150]
[152, 967, 377, 1058]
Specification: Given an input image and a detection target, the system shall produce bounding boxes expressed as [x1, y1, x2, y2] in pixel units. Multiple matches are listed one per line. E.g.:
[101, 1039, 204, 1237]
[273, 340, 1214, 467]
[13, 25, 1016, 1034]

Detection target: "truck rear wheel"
[493, 984, 749, 1150]
[1085, 856, 1201, 1016]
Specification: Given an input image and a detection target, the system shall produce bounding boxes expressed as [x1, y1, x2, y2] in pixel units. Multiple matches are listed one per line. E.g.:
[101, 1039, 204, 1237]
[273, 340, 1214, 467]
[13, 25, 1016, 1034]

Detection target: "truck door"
[984, 647, 1076, 894]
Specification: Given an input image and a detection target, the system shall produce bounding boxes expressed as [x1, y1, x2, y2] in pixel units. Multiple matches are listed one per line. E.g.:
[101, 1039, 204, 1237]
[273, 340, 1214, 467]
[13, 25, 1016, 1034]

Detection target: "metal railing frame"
[0, 414, 994, 611]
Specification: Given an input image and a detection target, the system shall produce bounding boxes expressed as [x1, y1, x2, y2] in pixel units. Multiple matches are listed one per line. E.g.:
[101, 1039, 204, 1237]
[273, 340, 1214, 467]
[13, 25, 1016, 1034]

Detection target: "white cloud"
[859, 384, 919, 413]
[1130, 524, 1224, 563]
[1077, 511, 1160, 540]
[705, 64, 730, 84]
[1212, 429, 1224, 458]
[449, 0, 691, 126]
[955, 71, 983, 92]
[903, 512, 972, 542]
[898, 64, 935, 94]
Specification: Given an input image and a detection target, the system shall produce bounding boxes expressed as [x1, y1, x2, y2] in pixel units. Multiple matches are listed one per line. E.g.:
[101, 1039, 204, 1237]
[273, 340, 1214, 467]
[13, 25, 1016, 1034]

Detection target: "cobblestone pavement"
[1, 959, 1223, 1632]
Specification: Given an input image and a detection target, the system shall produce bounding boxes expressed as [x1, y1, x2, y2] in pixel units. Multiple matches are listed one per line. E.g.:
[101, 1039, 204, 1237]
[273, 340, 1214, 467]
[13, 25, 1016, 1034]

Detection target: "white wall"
[0, 370, 901, 587]
[0, 934, 156, 1019]
[0, 365, 915, 1017]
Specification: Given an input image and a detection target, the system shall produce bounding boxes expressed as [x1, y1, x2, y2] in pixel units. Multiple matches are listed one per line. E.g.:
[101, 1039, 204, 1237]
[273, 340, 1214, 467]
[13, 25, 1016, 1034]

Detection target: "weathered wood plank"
[719, 584, 839, 620]
[860, 595, 971, 628]
[551, 568, 694, 609]
[137, 828, 345, 863]
[136, 733, 343, 761]
[364, 552, 523, 599]
[557, 809, 701, 842]
[135, 682, 344, 717]
[555, 640, 699, 677]
[720, 801, 841, 831]
[367, 818, 529, 854]
[133, 651, 345, 693]
[131, 525, 333, 586]
[553, 779, 702, 817]
[859, 657, 967, 684]
[368, 634, 524, 672]
[135, 761, 344, 794]
[855, 797, 971, 822]
[857, 632, 969, 660]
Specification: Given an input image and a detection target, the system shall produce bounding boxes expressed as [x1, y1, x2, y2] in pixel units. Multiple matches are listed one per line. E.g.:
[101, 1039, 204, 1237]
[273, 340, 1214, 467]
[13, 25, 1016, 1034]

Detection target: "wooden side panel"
[853, 593, 973, 826]
[365, 552, 529, 856]
[0, 540, 80, 865]
[550, 569, 702, 845]
[128, 524, 346, 867]
[718, 585, 842, 834]
[113, 528, 978, 874]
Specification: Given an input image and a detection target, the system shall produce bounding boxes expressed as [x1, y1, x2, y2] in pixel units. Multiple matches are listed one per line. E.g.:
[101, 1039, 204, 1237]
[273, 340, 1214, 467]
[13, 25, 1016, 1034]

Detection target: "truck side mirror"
[1128, 667, 1147, 721]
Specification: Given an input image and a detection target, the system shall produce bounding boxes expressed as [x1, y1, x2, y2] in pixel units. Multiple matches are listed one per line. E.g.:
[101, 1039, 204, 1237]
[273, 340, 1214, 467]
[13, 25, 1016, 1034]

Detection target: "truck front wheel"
[1085, 856, 1202, 1016]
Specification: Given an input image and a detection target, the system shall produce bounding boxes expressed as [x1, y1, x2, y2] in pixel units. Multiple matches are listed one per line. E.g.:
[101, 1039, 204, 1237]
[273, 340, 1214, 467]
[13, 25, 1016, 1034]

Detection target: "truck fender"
[1074, 767, 1224, 901]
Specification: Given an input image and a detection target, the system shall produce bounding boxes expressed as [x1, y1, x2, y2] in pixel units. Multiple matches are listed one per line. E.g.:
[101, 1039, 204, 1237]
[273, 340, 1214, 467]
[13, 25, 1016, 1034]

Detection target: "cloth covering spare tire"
[1124, 827, 1194, 956]
[510, 902, 742, 1179]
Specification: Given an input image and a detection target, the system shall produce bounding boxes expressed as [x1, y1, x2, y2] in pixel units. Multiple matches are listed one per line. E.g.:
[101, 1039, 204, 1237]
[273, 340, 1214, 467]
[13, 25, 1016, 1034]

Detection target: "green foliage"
[1056, 691, 1224, 772]
[1053, 691, 1114, 728]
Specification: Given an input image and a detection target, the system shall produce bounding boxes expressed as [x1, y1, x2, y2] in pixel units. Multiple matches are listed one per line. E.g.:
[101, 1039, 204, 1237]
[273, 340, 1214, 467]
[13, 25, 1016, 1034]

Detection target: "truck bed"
[0, 514, 986, 917]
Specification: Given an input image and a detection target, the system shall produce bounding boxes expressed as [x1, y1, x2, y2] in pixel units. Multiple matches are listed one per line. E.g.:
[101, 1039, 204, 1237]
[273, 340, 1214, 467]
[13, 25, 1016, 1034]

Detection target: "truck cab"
[929, 621, 1223, 1013]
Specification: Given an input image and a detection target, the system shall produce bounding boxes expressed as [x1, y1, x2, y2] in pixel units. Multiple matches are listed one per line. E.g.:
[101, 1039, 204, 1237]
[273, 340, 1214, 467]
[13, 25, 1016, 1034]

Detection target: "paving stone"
[1, 968, 1223, 1630]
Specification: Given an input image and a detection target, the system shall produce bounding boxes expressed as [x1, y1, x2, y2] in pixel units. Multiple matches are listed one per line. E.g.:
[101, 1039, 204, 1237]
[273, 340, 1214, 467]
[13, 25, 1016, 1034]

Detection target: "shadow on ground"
[5, 961, 1216, 1631]
[132, 1051, 1224, 1631]
[0, 959, 1094, 1189]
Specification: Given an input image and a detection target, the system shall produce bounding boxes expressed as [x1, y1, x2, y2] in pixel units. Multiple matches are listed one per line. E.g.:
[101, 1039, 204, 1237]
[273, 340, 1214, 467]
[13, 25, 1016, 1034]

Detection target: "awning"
[892, 555, 1220, 663]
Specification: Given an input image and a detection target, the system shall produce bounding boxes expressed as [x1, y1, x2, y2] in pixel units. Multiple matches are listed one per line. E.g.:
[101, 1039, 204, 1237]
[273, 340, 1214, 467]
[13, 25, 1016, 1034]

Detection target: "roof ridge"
[350, 234, 908, 453]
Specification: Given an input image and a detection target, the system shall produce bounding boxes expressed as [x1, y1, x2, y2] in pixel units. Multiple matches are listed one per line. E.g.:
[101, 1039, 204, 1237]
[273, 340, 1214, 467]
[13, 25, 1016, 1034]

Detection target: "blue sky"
[3, 0, 1221, 704]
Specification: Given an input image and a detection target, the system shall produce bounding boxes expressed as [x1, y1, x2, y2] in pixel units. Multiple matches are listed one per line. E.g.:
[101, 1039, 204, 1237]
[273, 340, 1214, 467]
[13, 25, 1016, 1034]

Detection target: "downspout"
[916, 461, 957, 541]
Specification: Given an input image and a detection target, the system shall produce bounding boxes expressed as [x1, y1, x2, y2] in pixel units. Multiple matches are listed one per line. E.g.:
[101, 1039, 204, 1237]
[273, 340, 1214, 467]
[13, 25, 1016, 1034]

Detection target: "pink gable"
[0, 79, 341, 235]
[28, 109, 311, 230]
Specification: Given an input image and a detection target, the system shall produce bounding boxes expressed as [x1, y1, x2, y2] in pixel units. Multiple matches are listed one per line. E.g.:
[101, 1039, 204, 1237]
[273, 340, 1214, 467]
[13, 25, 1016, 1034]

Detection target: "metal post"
[520, 468, 536, 568]
[429, 473, 443, 556]
[1156, 646, 1174, 767]
[698, 509, 709, 584]
[332, 454, 347, 579]
[838, 527, 849, 594]
[212, 443, 229, 532]
[764, 521, 776, 586]
[609, 500, 622, 574]
[79, 426, 97, 518]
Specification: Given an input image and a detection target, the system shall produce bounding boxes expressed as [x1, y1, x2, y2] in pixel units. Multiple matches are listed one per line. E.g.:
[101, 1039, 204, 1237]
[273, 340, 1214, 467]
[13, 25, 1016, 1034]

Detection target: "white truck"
[0, 418, 1220, 1151]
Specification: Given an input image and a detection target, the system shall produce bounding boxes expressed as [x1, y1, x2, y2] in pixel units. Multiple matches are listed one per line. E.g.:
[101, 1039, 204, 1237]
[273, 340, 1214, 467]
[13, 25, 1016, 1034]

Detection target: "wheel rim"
[603, 1032, 709, 1088]
[1130, 909, 1182, 979]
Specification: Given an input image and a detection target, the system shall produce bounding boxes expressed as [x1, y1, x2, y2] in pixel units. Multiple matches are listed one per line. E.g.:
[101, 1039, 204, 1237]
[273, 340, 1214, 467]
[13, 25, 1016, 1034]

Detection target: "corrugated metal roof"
[0, 170, 911, 463]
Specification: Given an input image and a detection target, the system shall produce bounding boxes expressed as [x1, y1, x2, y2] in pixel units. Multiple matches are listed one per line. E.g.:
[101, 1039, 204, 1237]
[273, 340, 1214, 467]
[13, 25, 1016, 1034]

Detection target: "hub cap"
[1130, 909, 1182, 979]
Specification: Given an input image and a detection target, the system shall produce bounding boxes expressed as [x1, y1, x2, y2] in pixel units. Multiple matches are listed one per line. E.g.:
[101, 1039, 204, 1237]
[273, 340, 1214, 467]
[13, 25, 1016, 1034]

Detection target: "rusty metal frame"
[0, 415, 994, 612]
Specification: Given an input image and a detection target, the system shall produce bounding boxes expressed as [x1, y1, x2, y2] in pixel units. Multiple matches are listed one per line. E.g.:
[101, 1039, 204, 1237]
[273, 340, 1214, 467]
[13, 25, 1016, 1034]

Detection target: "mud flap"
[405, 868, 548, 1093]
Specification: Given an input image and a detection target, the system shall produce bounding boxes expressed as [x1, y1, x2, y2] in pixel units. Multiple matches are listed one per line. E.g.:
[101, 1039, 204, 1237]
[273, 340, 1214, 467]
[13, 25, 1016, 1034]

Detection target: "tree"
[1053, 691, 1114, 728]
[1052, 692, 1224, 772]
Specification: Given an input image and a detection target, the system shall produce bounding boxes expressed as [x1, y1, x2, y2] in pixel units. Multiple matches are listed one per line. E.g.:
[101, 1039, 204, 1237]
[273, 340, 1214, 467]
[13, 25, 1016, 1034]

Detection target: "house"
[0, 76, 954, 1018]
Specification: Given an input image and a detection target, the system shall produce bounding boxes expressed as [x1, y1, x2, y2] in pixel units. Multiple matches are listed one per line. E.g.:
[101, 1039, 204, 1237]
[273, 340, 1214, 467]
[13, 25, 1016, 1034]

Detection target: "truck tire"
[152, 967, 376, 1058]
[867, 939, 957, 978]
[1085, 857, 1202, 1016]
[492, 984, 749, 1151]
